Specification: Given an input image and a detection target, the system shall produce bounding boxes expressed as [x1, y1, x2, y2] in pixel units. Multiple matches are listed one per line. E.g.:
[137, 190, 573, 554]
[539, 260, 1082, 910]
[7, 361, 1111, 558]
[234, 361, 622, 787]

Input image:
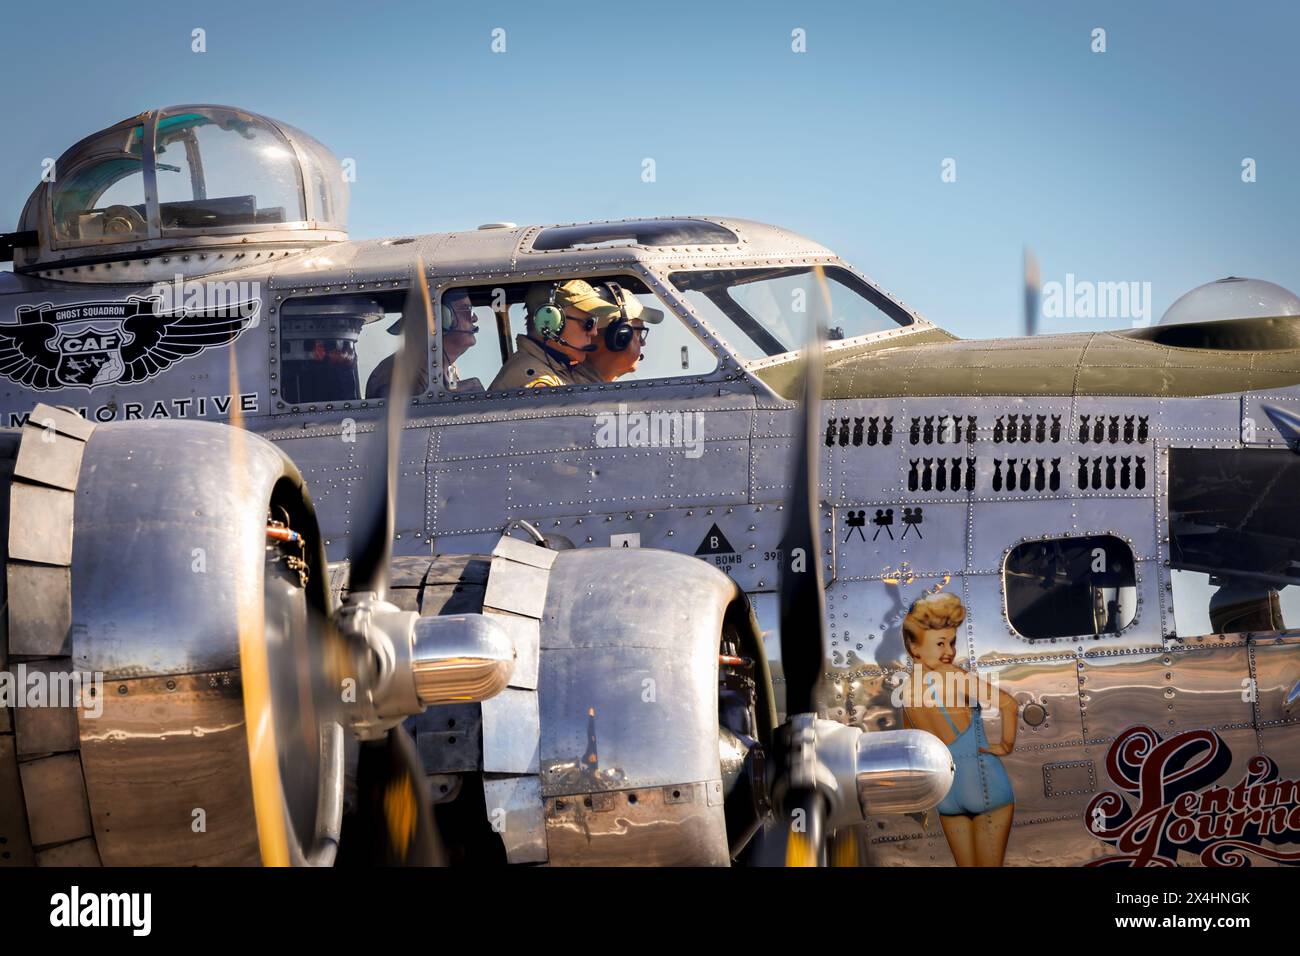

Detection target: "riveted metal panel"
[482, 558, 548, 619]
[1244, 389, 1300, 447]
[70, 422, 292, 678]
[483, 611, 540, 690]
[432, 459, 510, 535]
[8, 484, 74, 566]
[544, 782, 728, 866]
[970, 500, 1087, 573]
[481, 688, 540, 774]
[6, 563, 72, 656]
[824, 577, 922, 671]
[1251, 636, 1300, 727]
[670, 439, 751, 507]
[20, 752, 93, 847]
[503, 450, 592, 515]
[13, 664, 80, 755]
[568, 449, 668, 512]
[1006, 814, 1110, 866]
[482, 774, 547, 864]
[410, 703, 481, 774]
[980, 657, 1085, 748]
[1165, 641, 1256, 731]
[442, 414, 595, 462]
[78, 671, 260, 865]
[25, 403, 96, 442]
[750, 433, 798, 497]
[1071, 497, 1157, 558]
[1043, 759, 1097, 798]
[1078, 649, 1188, 741]
[869, 822, 956, 866]
[0, 735, 34, 865]
[491, 535, 557, 571]
[996, 738, 1102, 822]
[1259, 722, 1300, 782]
[538, 549, 734, 803]
[958, 573, 1017, 663]
[34, 837, 100, 866]
[834, 502, 968, 582]
[13, 425, 86, 490]
[518, 505, 788, 593]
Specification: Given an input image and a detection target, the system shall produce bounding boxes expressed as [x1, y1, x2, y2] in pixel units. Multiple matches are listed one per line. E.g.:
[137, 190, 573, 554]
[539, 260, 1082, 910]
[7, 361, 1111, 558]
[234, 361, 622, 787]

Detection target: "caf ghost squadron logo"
[0, 295, 258, 391]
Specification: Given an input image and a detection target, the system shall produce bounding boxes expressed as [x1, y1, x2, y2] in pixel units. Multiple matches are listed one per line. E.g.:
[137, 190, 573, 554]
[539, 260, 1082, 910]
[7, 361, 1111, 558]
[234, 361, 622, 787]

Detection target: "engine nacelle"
[1, 406, 340, 866]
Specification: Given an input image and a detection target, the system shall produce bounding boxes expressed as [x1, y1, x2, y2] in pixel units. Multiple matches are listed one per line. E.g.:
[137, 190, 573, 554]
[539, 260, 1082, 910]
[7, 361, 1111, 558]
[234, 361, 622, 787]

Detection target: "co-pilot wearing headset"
[488, 279, 617, 390]
[364, 287, 479, 398]
[573, 280, 664, 383]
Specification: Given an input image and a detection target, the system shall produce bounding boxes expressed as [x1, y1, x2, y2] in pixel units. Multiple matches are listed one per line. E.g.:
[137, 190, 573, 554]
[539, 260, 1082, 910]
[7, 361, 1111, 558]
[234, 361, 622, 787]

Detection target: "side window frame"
[430, 266, 732, 404]
[269, 281, 431, 417]
[1000, 532, 1140, 642]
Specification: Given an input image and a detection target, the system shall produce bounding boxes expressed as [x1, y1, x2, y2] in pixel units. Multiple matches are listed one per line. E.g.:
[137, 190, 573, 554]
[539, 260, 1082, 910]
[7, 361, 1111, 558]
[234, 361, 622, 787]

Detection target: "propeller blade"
[782, 789, 826, 867]
[348, 259, 434, 598]
[1023, 246, 1040, 338]
[760, 267, 833, 866]
[778, 268, 828, 717]
[345, 726, 444, 866]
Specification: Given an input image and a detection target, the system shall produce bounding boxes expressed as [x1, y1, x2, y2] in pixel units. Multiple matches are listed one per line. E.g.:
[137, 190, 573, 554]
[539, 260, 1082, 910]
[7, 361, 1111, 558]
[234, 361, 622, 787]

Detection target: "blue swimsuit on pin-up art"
[899, 591, 1018, 867]
[935, 700, 1014, 816]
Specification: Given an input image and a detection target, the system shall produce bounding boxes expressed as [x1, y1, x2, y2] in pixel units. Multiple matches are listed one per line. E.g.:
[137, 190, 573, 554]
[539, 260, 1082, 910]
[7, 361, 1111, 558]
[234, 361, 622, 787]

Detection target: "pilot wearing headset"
[365, 288, 478, 398]
[573, 281, 664, 383]
[488, 279, 615, 390]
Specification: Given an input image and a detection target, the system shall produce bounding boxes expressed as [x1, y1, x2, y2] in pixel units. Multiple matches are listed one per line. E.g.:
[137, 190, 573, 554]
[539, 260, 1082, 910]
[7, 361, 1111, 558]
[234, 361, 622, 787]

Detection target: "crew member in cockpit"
[488, 280, 613, 389]
[366, 289, 478, 397]
[438, 288, 480, 390]
[573, 281, 664, 383]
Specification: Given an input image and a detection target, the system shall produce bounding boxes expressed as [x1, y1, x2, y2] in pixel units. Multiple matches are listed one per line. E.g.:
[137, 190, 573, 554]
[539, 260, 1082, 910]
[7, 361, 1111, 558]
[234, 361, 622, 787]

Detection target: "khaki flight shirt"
[490, 334, 585, 390]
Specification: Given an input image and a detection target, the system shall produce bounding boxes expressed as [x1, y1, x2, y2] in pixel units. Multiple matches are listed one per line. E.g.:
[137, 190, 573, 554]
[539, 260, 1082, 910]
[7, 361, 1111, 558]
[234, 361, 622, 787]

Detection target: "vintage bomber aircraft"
[3, 105, 1300, 867]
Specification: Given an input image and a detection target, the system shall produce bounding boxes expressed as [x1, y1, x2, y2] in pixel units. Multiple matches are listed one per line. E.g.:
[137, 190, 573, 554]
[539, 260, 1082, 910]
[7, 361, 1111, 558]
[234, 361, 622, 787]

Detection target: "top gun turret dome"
[9, 105, 348, 282]
[1159, 276, 1300, 325]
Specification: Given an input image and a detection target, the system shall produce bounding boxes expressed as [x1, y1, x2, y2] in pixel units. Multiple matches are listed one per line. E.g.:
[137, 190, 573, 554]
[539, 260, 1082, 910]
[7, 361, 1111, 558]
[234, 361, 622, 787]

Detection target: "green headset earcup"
[535, 304, 564, 339]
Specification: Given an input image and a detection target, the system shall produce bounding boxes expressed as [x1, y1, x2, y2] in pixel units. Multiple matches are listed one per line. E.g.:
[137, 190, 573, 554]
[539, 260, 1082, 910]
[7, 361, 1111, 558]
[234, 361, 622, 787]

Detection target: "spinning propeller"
[256, 261, 514, 865]
[760, 267, 954, 866]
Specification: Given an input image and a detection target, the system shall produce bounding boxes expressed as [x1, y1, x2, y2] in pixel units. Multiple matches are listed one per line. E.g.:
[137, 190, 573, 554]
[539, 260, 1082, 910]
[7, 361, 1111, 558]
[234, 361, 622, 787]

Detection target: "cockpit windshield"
[668, 266, 912, 361]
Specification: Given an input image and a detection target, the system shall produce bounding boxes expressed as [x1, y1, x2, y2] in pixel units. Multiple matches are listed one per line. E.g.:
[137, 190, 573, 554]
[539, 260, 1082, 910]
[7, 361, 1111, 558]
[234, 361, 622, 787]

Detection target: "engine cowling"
[1, 406, 340, 866]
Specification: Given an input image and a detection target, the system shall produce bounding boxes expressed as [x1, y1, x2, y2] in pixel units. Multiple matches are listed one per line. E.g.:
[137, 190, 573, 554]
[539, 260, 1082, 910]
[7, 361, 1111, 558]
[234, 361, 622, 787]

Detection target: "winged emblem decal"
[0, 295, 258, 391]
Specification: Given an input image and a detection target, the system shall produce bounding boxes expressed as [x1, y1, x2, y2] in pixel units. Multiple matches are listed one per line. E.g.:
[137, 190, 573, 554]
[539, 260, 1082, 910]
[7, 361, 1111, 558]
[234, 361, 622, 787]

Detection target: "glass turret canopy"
[14, 105, 348, 272]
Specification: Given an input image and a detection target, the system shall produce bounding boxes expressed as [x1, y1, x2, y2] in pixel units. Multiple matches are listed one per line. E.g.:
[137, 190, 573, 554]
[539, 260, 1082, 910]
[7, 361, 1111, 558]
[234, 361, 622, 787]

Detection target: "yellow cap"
[526, 279, 623, 322]
[590, 282, 666, 328]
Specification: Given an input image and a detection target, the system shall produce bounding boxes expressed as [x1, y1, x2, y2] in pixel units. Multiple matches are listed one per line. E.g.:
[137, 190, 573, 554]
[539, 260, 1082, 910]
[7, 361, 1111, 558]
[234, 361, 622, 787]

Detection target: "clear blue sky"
[2, 0, 1297, 338]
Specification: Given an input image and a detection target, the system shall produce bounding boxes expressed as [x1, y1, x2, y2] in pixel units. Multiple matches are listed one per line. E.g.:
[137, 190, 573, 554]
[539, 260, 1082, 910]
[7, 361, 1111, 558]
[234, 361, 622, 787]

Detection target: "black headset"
[601, 281, 643, 352]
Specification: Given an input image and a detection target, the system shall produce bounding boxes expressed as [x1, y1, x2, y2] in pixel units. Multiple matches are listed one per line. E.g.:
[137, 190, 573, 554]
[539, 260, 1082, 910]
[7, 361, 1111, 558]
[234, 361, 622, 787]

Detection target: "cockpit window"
[51, 124, 149, 243]
[279, 292, 424, 407]
[435, 275, 717, 394]
[1168, 447, 1300, 635]
[669, 266, 912, 360]
[532, 219, 738, 251]
[154, 109, 304, 232]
